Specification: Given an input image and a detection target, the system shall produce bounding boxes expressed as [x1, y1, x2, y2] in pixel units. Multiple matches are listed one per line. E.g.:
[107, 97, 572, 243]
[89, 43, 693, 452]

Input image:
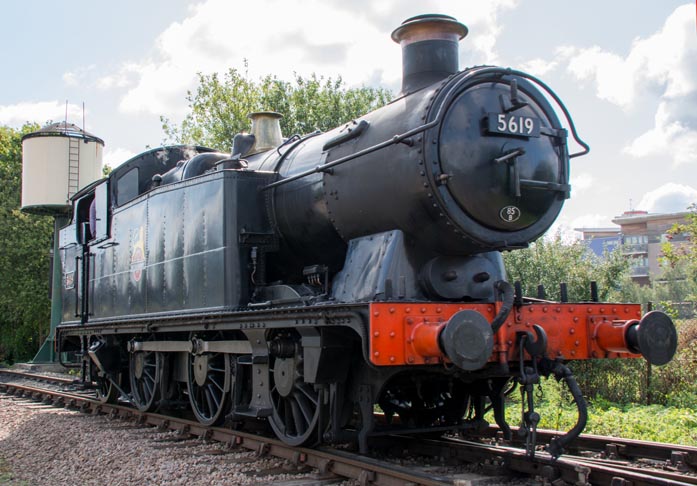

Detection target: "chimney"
[248, 111, 283, 155]
[391, 14, 468, 95]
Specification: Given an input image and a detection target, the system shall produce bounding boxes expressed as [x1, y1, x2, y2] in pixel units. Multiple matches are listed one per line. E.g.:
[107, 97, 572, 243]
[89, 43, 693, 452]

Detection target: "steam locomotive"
[55, 14, 677, 457]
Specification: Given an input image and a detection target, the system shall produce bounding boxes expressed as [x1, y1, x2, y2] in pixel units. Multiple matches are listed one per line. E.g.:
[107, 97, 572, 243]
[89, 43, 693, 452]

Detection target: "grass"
[0, 458, 14, 485]
[492, 377, 697, 446]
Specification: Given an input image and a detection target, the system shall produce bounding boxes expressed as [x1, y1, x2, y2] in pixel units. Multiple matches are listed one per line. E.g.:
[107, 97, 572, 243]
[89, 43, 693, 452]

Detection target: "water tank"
[21, 122, 104, 215]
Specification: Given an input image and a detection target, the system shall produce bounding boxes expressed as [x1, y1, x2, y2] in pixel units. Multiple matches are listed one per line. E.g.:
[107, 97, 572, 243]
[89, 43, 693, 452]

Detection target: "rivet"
[543, 307, 548, 313]
[436, 307, 442, 314]
[407, 356, 415, 363]
[525, 322, 530, 327]
[421, 307, 427, 313]
[591, 350, 598, 358]
[405, 307, 411, 313]
[373, 331, 380, 337]
[373, 311, 380, 317]
[389, 331, 395, 338]
[507, 322, 513, 327]
[374, 351, 380, 357]
[624, 307, 629, 313]
[555, 307, 561, 313]
[569, 307, 575, 312]
[389, 307, 395, 314]
[528, 307, 534, 313]
[573, 317, 579, 323]
[406, 318, 413, 325]
[575, 340, 580, 346]
[587, 308, 593, 313]
[507, 340, 513, 345]
[600, 308, 605, 313]
[612, 307, 617, 313]
[389, 356, 396, 363]
[570, 350, 576, 356]
[570, 328, 575, 334]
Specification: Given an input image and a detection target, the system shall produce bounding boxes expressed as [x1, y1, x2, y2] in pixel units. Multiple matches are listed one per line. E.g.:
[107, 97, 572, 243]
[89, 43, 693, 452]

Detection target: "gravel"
[0, 395, 356, 486]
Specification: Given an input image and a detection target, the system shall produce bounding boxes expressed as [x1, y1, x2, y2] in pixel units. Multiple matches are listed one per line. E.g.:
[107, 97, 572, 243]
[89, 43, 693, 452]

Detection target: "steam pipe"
[547, 362, 587, 459]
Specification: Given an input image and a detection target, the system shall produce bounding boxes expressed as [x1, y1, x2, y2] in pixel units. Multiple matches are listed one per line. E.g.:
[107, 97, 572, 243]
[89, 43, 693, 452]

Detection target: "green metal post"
[32, 215, 68, 363]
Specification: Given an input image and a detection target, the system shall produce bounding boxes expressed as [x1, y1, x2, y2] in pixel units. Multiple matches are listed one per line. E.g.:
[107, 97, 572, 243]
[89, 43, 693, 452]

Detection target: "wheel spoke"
[143, 368, 156, 383]
[283, 399, 294, 435]
[289, 398, 306, 435]
[293, 389, 316, 425]
[207, 383, 221, 410]
[209, 375, 225, 393]
[296, 382, 318, 405]
[142, 377, 154, 399]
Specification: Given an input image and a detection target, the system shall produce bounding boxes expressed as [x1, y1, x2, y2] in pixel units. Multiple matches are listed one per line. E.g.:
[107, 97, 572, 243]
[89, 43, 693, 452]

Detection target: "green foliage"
[503, 235, 629, 302]
[657, 205, 697, 300]
[0, 124, 53, 363]
[497, 377, 697, 445]
[161, 67, 392, 150]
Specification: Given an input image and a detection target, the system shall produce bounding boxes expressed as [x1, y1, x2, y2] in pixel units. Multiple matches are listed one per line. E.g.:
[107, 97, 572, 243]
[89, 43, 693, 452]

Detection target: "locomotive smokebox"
[392, 14, 468, 94]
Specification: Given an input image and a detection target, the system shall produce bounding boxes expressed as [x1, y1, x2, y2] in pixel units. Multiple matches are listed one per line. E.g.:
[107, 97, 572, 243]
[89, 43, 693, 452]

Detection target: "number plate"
[487, 113, 540, 137]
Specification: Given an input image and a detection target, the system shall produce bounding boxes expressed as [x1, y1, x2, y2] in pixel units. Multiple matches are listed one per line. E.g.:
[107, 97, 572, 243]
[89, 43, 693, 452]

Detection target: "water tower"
[21, 121, 104, 362]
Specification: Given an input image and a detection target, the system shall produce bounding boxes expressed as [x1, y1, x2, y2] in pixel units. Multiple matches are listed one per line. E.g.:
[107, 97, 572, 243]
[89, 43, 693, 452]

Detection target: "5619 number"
[487, 113, 540, 137]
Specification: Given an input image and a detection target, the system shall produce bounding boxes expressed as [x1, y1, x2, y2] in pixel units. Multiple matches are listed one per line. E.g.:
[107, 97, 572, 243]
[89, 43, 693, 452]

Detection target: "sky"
[2, 0, 696, 238]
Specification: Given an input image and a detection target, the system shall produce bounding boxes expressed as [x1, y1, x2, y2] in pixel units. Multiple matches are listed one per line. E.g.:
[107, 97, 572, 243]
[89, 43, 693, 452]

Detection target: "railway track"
[1, 367, 696, 486]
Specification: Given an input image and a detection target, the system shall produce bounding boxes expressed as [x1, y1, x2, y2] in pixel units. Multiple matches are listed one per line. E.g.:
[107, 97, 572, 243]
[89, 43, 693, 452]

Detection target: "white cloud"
[558, 4, 697, 166]
[103, 147, 137, 169]
[570, 172, 593, 196]
[0, 101, 83, 127]
[92, 0, 518, 117]
[636, 182, 697, 213]
[519, 58, 558, 77]
[63, 65, 96, 87]
[561, 45, 635, 107]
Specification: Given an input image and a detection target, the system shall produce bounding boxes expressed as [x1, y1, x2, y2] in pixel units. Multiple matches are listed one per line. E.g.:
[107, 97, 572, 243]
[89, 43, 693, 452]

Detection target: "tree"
[161, 68, 392, 150]
[503, 234, 629, 302]
[0, 124, 53, 363]
[660, 205, 697, 301]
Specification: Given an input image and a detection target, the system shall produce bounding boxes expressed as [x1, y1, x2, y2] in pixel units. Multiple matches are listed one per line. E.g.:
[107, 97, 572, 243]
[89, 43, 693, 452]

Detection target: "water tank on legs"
[21, 122, 104, 215]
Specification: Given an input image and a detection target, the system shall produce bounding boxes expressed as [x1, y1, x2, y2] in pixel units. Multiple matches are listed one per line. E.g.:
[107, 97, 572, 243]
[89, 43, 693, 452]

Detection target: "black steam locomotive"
[56, 14, 676, 457]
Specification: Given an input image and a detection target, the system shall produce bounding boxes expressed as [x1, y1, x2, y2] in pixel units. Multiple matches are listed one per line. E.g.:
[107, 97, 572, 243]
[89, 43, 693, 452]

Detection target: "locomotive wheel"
[95, 374, 120, 404]
[187, 349, 231, 426]
[129, 351, 162, 412]
[269, 354, 320, 446]
[379, 379, 469, 428]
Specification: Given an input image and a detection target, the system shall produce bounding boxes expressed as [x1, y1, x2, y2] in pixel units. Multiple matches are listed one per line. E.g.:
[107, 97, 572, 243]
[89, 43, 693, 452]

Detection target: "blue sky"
[2, 1, 696, 237]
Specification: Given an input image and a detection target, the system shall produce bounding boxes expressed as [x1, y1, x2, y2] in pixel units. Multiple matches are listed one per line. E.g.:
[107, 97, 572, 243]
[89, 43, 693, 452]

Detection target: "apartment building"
[576, 210, 690, 285]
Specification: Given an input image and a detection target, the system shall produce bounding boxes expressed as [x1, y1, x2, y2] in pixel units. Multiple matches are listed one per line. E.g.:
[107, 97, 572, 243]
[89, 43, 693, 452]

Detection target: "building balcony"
[629, 265, 649, 277]
[622, 243, 648, 255]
